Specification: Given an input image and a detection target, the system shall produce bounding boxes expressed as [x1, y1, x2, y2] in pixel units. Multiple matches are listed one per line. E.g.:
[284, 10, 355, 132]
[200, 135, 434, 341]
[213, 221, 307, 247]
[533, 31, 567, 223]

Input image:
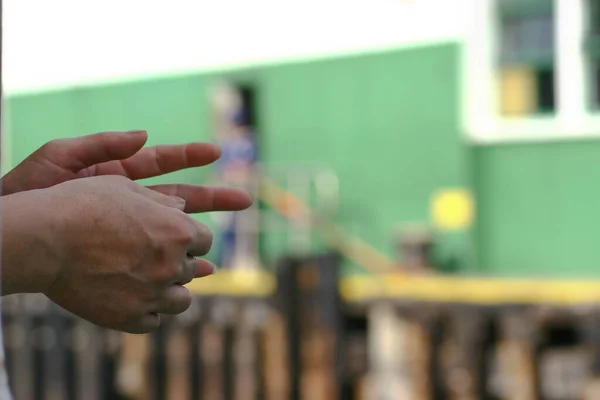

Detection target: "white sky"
[2, 0, 466, 94]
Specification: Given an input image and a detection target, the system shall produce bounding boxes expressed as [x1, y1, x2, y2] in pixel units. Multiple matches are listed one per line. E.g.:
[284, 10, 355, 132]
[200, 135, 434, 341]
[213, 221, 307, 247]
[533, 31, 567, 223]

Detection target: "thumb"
[41, 130, 149, 172]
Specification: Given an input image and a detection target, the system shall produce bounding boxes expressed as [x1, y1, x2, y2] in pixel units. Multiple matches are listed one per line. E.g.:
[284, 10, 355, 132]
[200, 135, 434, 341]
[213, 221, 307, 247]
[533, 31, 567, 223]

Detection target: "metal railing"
[224, 163, 340, 270]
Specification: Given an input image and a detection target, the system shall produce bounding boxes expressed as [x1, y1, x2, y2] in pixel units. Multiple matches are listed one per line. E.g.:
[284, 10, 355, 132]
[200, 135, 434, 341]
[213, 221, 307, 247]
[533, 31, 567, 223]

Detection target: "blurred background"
[1, 0, 600, 399]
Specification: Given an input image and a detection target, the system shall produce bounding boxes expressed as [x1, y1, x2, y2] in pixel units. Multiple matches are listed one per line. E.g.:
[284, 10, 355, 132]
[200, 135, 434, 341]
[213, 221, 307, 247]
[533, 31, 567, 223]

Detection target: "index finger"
[90, 142, 221, 180]
[147, 184, 253, 213]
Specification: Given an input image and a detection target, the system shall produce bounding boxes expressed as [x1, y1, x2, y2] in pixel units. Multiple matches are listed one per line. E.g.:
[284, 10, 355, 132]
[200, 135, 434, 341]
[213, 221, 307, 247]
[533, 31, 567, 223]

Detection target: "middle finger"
[93, 142, 222, 180]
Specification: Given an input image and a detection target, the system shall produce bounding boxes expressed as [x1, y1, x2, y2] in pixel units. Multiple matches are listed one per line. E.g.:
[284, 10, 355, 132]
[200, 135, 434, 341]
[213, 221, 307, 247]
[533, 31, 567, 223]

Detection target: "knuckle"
[198, 223, 213, 253]
[167, 216, 195, 247]
[152, 261, 181, 284]
[164, 214, 213, 254]
[40, 139, 66, 154]
[181, 259, 197, 284]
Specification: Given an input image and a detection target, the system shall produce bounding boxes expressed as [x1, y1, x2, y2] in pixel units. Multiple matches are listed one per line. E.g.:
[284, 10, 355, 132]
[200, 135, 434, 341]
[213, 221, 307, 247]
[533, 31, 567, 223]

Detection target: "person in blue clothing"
[214, 109, 257, 268]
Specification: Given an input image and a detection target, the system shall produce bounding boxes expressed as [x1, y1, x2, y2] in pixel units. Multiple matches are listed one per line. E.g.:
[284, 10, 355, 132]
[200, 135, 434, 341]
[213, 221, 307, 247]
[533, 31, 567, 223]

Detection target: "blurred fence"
[3, 293, 277, 400]
[4, 254, 600, 400]
[0, 253, 352, 400]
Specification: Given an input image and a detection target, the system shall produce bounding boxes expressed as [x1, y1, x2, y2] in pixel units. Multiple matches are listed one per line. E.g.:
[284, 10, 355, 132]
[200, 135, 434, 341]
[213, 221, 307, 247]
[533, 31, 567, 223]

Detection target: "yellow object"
[340, 274, 600, 306]
[499, 65, 536, 116]
[186, 269, 600, 306]
[431, 188, 474, 231]
[185, 269, 276, 297]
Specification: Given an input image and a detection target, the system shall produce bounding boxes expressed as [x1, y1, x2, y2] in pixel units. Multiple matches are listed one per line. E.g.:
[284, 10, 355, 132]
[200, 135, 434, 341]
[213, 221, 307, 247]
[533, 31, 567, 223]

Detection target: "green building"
[3, 0, 600, 278]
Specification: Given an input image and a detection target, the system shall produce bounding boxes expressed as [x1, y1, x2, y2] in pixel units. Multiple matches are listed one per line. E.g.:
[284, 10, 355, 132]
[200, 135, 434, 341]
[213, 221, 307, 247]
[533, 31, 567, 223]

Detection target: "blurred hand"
[0, 130, 222, 195]
[1, 175, 252, 333]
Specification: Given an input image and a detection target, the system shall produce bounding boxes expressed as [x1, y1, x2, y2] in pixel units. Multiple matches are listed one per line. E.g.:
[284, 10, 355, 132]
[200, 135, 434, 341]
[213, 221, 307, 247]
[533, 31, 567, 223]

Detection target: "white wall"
[3, 0, 469, 95]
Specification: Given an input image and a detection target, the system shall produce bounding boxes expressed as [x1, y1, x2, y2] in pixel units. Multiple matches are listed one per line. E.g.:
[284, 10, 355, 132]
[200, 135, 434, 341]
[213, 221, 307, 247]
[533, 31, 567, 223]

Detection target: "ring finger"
[174, 255, 198, 286]
[153, 284, 193, 315]
[175, 256, 216, 284]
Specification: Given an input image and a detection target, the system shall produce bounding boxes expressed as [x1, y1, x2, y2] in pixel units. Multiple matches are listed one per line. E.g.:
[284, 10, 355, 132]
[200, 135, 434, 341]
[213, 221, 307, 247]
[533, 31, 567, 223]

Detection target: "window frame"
[586, 0, 600, 110]
[463, 0, 600, 145]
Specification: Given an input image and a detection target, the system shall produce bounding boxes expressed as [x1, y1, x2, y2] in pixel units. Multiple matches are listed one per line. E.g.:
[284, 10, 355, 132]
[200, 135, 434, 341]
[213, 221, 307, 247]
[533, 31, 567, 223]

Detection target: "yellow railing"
[184, 269, 600, 305]
[340, 274, 600, 305]
[185, 269, 276, 297]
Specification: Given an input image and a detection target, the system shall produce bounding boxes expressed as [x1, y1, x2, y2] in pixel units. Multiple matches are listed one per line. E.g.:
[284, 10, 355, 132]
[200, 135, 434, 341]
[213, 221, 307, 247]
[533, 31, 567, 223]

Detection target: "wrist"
[1, 190, 64, 295]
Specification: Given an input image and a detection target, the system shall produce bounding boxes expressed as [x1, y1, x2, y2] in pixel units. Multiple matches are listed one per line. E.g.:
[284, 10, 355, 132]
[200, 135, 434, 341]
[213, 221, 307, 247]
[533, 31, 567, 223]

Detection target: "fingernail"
[211, 264, 218, 275]
[127, 130, 146, 135]
[170, 196, 186, 210]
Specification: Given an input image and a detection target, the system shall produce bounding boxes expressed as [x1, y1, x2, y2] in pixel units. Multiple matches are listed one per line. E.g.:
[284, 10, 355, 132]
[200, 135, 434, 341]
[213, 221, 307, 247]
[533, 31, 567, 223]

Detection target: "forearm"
[1, 191, 62, 295]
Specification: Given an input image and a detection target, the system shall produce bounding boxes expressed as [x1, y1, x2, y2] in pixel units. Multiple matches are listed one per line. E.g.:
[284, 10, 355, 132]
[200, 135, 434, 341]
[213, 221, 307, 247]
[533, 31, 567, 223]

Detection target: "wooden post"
[301, 326, 337, 400]
[201, 322, 225, 400]
[4, 295, 35, 400]
[536, 311, 589, 399]
[580, 311, 600, 400]
[496, 310, 538, 400]
[298, 256, 340, 400]
[116, 332, 151, 400]
[409, 309, 440, 400]
[364, 303, 412, 400]
[204, 298, 238, 400]
[101, 328, 122, 400]
[235, 301, 269, 400]
[262, 311, 289, 400]
[165, 297, 202, 400]
[442, 308, 485, 400]
[165, 324, 192, 400]
[276, 253, 342, 400]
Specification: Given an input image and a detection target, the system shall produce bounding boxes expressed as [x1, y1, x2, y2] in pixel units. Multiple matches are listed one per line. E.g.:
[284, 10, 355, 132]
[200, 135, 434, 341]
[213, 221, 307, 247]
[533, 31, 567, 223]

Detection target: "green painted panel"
[6, 43, 467, 274]
[258, 45, 467, 272]
[475, 141, 600, 277]
[7, 75, 222, 258]
[76, 75, 214, 186]
[9, 90, 84, 163]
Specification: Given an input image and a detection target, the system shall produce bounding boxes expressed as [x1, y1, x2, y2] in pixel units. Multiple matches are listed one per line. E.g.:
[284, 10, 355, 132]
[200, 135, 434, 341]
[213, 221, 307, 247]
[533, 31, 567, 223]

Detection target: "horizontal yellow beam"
[186, 269, 600, 306]
[185, 269, 276, 297]
[340, 274, 600, 306]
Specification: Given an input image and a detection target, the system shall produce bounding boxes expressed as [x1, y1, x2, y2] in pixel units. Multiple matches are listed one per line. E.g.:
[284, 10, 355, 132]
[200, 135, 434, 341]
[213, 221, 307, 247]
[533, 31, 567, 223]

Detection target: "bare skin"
[1, 130, 225, 195]
[0, 130, 253, 333]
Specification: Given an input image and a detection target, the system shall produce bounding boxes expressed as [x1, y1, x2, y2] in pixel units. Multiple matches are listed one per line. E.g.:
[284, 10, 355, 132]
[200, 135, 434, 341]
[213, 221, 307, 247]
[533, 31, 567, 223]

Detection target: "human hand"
[0, 130, 221, 195]
[1, 175, 252, 333]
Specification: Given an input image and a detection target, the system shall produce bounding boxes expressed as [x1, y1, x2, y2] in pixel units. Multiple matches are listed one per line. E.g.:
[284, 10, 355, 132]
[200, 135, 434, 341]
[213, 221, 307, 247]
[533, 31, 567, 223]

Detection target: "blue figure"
[215, 110, 257, 268]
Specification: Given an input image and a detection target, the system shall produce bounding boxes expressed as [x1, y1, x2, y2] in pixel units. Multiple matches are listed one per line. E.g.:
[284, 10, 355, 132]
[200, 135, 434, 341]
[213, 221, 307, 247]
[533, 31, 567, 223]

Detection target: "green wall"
[8, 42, 597, 278]
[6, 43, 469, 274]
[474, 140, 600, 277]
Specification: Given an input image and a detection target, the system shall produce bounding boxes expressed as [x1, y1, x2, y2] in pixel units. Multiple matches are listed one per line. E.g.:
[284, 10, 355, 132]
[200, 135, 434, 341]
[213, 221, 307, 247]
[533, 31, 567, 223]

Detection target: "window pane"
[500, 15, 554, 64]
[591, 0, 600, 35]
[528, 16, 555, 56]
[536, 67, 556, 112]
[499, 0, 554, 18]
[500, 19, 521, 60]
[586, 1, 600, 110]
[498, 66, 556, 116]
[497, 0, 556, 116]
